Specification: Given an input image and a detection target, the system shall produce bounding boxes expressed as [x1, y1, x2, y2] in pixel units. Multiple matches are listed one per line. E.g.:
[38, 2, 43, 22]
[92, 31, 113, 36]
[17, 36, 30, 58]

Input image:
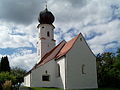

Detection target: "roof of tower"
[38, 8, 55, 24]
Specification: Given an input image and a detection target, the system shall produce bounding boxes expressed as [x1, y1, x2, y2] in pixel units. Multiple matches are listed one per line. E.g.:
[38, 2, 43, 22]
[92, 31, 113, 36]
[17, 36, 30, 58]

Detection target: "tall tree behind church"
[0, 56, 10, 72]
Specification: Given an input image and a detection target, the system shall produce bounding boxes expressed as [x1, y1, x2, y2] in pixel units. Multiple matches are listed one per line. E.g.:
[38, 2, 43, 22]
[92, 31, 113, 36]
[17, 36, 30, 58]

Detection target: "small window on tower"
[42, 26, 44, 28]
[47, 31, 50, 37]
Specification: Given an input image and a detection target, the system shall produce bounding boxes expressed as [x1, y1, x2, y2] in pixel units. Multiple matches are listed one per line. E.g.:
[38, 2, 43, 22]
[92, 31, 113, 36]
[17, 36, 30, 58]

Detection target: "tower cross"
[45, 0, 47, 9]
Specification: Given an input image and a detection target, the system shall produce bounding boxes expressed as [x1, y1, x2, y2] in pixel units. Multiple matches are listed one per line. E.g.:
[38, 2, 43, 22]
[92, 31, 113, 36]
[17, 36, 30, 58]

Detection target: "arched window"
[47, 31, 50, 37]
[57, 64, 60, 77]
[42, 70, 50, 81]
[80, 38, 82, 41]
[45, 70, 48, 74]
[82, 64, 86, 74]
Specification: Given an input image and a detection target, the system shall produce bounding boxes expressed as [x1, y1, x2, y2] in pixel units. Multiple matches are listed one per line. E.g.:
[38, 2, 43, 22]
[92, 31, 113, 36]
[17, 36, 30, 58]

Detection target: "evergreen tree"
[0, 56, 10, 72]
[0, 61, 1, 72]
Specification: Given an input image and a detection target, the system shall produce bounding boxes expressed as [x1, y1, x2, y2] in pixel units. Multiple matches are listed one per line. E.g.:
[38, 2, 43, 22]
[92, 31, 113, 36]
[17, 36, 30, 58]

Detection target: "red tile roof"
[36, 33, 80, 67]
[27, 33, 80, 73]
[37, 40, 66, 67]
[56, 33, 80, 59]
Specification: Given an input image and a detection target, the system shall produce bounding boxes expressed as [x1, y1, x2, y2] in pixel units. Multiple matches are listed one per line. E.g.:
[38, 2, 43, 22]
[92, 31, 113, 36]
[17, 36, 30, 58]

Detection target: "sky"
[0, 0, 120, 70]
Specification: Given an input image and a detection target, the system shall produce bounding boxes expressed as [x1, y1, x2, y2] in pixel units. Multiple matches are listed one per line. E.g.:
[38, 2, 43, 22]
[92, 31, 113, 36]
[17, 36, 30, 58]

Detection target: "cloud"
[52, 0, 120, 54]
[0, 0, 45, 25]
[85, 19, 120, 54]
[8, 50, 37, 70]
[0, 0, 120, 70]
[0, 22, 37, 48]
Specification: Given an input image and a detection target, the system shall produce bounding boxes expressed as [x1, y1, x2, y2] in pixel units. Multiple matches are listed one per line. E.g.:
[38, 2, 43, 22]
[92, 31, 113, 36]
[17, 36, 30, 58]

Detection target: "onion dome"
[38, 8, 55, 24]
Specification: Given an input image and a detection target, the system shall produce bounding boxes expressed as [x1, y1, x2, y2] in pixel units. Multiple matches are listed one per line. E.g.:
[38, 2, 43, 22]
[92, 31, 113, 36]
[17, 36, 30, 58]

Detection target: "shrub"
[2, 80, 12, 90]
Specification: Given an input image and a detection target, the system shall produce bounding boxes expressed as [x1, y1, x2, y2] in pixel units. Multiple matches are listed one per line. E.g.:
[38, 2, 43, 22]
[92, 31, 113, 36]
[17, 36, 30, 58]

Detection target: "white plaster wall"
[57, 57, 66, 89]
[39, 24, 55, 40]
[24, 74, 31, 87]
[37, 24, 55, 61]
[31, 60, 58, 87]
[66, 34, 98, 89]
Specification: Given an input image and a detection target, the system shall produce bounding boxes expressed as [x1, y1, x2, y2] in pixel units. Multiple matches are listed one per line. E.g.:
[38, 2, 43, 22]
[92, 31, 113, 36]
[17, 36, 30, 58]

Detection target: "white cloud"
[0, 0, 120, 70]
[0, 22, 37, 48]
[8, 50, 37, 70]
[0, 0, 44, 25]
[86, 19, 120, 54]
[53, 0, 120, 54]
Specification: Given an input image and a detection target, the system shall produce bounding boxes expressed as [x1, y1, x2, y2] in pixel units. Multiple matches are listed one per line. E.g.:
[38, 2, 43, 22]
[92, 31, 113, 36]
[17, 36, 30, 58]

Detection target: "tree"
[109, 48, 120, 87]
[0, 72, 16, 90]
[0, 56, 10, 72]
[0, 67, 26, 89]
[96, 49, 120, 88]
[0, 61, 1, 72]
[96, 52, 116, 87]
[10, 67, 26, 88]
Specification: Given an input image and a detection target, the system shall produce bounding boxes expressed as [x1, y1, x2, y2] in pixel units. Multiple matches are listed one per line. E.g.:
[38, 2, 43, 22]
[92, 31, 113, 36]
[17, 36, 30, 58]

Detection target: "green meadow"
[30, 87, 120, 90]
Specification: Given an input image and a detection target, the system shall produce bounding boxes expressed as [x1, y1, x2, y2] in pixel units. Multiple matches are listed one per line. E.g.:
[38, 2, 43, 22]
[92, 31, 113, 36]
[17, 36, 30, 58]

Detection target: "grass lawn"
[30, 87, 120, 90]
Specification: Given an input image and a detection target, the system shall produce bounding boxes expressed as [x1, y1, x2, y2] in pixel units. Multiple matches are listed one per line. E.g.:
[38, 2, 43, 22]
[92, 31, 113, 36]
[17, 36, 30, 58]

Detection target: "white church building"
[24, 7, 98, 89]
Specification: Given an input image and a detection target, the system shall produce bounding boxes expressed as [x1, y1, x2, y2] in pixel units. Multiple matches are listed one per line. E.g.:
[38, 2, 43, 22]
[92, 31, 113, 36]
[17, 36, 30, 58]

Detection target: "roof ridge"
[54, 40, 67, 59]
[55, 33, 80, 59]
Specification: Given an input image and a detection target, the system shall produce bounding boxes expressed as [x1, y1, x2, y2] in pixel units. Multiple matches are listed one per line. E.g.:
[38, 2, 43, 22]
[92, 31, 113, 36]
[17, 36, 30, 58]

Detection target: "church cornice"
[40, 37, 46, 40]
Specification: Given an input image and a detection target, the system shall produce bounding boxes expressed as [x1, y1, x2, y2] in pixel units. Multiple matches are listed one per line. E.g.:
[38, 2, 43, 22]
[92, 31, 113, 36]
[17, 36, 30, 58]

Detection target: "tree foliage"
[0, 72, 16, 90]
[10, 67, 26, 86]
[97, 48, 120, 88]
[0, 72, 16, 84]
[0, 56, 10, 72]
[0, 55, 26, 89]
[0, 67, 26, 90]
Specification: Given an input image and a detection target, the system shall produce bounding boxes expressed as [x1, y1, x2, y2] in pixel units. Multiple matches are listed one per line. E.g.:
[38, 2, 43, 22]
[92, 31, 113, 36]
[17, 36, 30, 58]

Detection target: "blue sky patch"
[85, 31, 103, 40]
[0, 47, 37, 55]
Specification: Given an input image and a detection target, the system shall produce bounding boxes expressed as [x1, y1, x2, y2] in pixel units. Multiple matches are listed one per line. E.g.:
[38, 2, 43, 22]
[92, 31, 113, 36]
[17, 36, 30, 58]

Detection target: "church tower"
[37, 8, 56, 61]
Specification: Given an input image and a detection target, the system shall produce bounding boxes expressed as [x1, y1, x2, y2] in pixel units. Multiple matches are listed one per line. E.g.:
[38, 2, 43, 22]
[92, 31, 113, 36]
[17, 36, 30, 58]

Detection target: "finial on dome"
[45, 0, 47, 9]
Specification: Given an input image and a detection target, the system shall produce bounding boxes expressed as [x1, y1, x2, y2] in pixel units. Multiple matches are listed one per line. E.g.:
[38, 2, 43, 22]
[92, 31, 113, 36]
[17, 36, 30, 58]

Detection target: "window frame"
[42, 75, 50, 81]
